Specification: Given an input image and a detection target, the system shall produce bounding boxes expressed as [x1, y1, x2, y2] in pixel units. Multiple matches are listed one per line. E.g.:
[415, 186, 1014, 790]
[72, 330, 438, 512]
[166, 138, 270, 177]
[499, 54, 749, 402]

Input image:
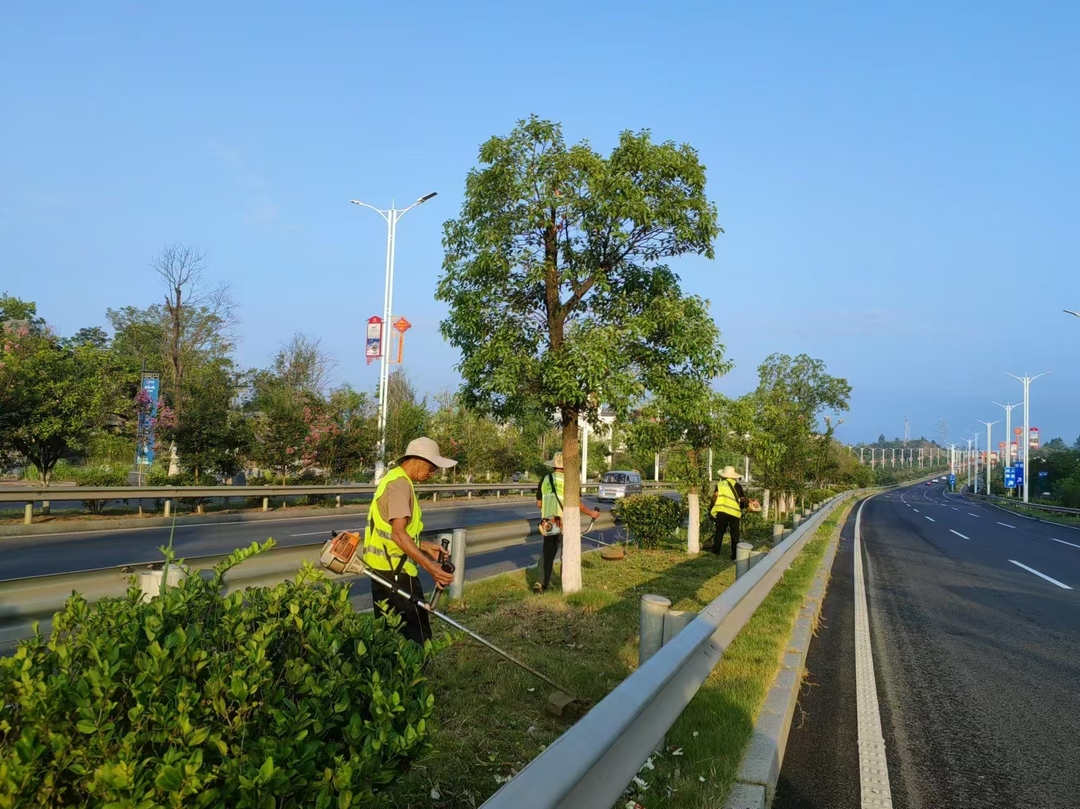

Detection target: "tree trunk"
[560, 415, 582, 594]
[763, 488, 771, 522]
[687, 486, 700, 554]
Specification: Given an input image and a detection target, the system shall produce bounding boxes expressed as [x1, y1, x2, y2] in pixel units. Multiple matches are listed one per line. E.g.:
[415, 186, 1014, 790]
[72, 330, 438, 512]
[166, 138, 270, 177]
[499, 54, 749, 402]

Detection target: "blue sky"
[3, 1, 1079, 446]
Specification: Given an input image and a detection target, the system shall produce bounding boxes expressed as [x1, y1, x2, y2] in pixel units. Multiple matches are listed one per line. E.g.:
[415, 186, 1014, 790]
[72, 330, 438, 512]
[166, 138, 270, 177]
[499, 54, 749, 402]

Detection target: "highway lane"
[0, 497, 607, 581]
[775, 483, 1080, 809]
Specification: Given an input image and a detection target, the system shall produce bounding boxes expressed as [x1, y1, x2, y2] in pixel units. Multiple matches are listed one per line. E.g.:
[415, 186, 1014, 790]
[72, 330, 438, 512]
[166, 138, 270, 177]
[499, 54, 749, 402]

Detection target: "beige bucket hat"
[395, 437, 458, 468]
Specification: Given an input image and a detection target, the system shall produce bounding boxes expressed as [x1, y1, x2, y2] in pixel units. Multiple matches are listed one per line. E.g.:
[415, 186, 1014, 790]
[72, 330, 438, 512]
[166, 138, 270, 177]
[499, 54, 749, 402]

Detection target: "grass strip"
[990, 501, 1080, 529]
[381, 504, 850, 808]
[635, 498, 855, 809]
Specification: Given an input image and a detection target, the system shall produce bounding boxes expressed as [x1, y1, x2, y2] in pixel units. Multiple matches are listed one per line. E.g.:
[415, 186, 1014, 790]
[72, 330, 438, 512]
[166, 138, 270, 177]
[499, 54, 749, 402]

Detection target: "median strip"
[1008, 560, 1073, 590]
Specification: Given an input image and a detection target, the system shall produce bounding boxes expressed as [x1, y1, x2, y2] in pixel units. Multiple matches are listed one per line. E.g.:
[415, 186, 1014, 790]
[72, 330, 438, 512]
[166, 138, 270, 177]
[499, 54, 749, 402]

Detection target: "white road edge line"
[1008, 560, 1073, 590]
[854, 498, 895, 808]
[949, 529, 970, 540]
[925, 516, 935, 522]
[1052, 538, 1080, 549]
[997, 522, 1016, 529]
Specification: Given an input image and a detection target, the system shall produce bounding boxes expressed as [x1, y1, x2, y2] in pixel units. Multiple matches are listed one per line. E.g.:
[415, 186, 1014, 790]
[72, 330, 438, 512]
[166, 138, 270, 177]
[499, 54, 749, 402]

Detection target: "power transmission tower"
[903, 414, 911, 445]
[938, 418, 949, 446]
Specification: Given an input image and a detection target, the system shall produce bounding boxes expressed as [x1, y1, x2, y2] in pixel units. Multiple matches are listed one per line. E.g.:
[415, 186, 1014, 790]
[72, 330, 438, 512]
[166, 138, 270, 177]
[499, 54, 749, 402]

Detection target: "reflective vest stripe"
[710, 480, 742, 518]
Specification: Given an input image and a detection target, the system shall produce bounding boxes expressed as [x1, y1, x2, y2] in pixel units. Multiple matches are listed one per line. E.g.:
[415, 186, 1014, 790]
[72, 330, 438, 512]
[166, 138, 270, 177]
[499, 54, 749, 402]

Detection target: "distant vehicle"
[925, 481, 932, 486]
[597, 471, 643, 502]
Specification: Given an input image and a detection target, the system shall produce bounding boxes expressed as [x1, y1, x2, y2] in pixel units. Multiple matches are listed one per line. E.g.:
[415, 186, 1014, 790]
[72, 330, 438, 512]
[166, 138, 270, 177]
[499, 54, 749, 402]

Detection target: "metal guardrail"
[972, 493, 1080, 517]
[480, 492, 852, 809]
[0, 514, 620, 646]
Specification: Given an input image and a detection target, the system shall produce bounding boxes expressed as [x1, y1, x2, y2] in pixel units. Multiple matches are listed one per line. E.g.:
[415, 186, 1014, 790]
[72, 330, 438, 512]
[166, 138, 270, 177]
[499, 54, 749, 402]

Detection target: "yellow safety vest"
[710, 480, 742, 518]
[540, 472, 565, 519]
[363, 466, 424, 576]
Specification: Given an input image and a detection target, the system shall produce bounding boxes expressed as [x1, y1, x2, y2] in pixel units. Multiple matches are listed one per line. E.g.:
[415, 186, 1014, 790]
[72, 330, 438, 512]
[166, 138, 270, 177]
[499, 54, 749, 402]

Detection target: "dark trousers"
[713, 512, 741, 560]
[541, 535, 561, 590]
[370, 570, 432, 647]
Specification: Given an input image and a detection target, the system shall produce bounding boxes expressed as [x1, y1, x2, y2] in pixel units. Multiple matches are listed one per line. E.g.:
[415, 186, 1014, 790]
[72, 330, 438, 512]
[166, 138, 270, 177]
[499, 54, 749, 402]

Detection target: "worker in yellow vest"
[363, 437, 457, 645]
[710, 465, 748, 560]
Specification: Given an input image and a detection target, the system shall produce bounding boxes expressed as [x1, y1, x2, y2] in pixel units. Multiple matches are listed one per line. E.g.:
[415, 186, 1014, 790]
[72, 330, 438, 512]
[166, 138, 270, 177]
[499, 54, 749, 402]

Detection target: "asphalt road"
[0, 497, 607, 581]
[775, 482, 1080, 809]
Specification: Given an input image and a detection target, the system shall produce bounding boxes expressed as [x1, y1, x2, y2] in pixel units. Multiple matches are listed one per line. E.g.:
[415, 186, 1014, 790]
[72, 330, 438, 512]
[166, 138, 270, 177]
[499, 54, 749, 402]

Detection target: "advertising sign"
[366, 316, 383, 365]
[137, 375, 160, 466]
[1029, 427, 1040, 449]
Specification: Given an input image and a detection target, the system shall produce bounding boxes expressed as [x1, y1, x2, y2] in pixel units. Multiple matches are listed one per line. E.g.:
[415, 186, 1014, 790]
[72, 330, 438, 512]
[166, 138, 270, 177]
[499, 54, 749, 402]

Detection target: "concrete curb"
[0, 494, 534, 539]
[722, 496, 850, 809]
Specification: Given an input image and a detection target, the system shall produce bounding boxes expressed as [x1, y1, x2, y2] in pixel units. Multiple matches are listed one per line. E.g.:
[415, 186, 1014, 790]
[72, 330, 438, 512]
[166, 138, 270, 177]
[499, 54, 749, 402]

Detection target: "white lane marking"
[925, 516, 935, 522]
[968, 513, 980, 518]
[854, 498, 895, 807]
[1052, 538, 1080, 549]
[950, 529, 970, 540]
[996, 522, 1015, 529]
[913, 509, 920, 513]
[1008, 560, 1073, 590]
[950, 507, 959, 511]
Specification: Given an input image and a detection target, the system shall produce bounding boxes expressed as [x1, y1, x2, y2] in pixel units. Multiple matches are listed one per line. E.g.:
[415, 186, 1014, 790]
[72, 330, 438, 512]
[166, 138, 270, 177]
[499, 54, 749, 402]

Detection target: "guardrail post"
[772, 523, 784, 547]
[163, 499, 171, 518]
[793, 513, 802, 529]
[450, 528, 466, 600]
[336, 494, 341, 508]
[735, 542, 752, 578]
[468, 491, 472, 500]
[24, 503, 32, 525]
[432, 492, 438, 503]
[262, 497, 269, 512]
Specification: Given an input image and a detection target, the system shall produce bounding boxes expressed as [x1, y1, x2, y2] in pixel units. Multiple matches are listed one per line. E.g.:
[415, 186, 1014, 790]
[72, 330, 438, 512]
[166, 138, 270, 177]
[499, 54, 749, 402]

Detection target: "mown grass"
[992, 501, 1080, 529]
[381, 504, 851, 809]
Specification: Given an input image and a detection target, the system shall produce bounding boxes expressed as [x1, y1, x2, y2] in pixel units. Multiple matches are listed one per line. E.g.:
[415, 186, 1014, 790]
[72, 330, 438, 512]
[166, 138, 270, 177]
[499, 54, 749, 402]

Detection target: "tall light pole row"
[350, 192, 438, 481]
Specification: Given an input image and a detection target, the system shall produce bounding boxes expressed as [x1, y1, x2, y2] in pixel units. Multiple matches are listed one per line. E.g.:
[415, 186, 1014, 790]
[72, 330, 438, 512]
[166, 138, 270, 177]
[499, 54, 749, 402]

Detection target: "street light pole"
[1006, 372, 1050, 504]
[350, 192, 437, 481]
[991, 401, 1021, 469]
[976, 420, 999, 496]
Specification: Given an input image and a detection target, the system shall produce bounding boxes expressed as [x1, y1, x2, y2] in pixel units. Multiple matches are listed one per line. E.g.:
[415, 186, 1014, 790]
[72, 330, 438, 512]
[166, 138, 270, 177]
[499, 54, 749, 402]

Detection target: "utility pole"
[976, 420, 1000, 497]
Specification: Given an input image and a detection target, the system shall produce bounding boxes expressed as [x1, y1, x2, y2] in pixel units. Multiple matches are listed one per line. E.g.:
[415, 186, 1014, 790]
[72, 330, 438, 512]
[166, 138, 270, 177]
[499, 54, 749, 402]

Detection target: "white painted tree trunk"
[762, 488, 771, 522]
[687, 487, 700, 553]
[561, 418, 583, 594]
[168, 443, 180, 476]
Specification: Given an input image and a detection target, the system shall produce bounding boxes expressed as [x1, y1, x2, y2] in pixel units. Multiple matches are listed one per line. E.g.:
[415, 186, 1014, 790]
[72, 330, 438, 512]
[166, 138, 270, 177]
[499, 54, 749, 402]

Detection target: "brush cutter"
[321, 531, 583, 715]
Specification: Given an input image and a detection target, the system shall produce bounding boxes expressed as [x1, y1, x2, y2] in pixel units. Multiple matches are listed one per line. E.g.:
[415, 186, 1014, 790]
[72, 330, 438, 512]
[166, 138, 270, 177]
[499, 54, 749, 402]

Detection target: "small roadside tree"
[438, 116, 726, 592]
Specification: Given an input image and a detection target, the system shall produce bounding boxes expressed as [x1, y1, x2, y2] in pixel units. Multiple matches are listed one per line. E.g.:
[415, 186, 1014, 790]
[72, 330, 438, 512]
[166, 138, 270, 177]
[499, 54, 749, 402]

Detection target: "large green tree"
[438, 116, 726, 592]
[0, 323, 119, 484]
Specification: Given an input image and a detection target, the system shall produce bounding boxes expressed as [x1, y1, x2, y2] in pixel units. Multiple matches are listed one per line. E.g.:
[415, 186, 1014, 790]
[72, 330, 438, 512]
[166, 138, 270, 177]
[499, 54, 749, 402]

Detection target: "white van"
[597, 471, 643, 502]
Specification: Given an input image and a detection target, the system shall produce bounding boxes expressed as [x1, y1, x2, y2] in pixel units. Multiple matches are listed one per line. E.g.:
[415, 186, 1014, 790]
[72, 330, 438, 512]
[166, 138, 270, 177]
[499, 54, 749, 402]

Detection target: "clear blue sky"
[3, 2, 1079, 446]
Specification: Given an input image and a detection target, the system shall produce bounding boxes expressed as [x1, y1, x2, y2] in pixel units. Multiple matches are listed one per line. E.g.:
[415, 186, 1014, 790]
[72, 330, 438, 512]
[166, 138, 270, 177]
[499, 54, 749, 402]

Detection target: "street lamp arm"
[349, 200, 392, 223]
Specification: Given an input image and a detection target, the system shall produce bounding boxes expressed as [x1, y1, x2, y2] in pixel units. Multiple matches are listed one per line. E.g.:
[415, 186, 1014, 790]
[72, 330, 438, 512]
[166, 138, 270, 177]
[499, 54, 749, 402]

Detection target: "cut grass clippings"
[381, 503, 853, 809]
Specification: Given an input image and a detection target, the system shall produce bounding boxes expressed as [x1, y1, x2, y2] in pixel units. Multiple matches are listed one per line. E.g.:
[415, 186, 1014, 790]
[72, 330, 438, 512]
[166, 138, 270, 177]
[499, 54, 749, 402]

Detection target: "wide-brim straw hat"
[544, 452, 565, 469]
[719, 465, 742, 480]
[394, 437, 458, 468]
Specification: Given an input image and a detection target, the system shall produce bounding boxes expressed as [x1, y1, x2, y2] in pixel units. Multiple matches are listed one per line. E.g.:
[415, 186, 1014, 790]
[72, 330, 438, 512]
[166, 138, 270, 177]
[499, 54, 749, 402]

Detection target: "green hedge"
[613, 493, 683, 548]
[0, 542, 440, 808]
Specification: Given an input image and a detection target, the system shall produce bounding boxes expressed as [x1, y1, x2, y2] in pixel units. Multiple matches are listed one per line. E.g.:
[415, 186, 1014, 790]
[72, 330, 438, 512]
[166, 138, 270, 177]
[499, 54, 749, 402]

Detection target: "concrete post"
[639, 594, 671, 667]
[449, 528, 467, 600]
[262, 497, 269, 512]
[163, 499, 171, 518]
[24, 503, 33, 524]
[432, 492, 438, 503]
[735, 542, 753, 578]
[336, 495, 341, 508]
[772, 523, 784, 547]
[793, 513, 802, 529]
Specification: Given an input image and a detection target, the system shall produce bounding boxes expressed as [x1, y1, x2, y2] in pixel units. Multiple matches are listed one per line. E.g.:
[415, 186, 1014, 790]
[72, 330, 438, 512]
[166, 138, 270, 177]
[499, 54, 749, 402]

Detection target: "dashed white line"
[997, 522, 1015, 529]
[968, 513, 980, 518]
[1008, 560, 1073, 590]
[854, 497, 895, 807]
[950, 529, 970, 540]
[925, 516, 935, 522]
[913, 509, 920, 513]
[1052, 538, 1080, 549]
